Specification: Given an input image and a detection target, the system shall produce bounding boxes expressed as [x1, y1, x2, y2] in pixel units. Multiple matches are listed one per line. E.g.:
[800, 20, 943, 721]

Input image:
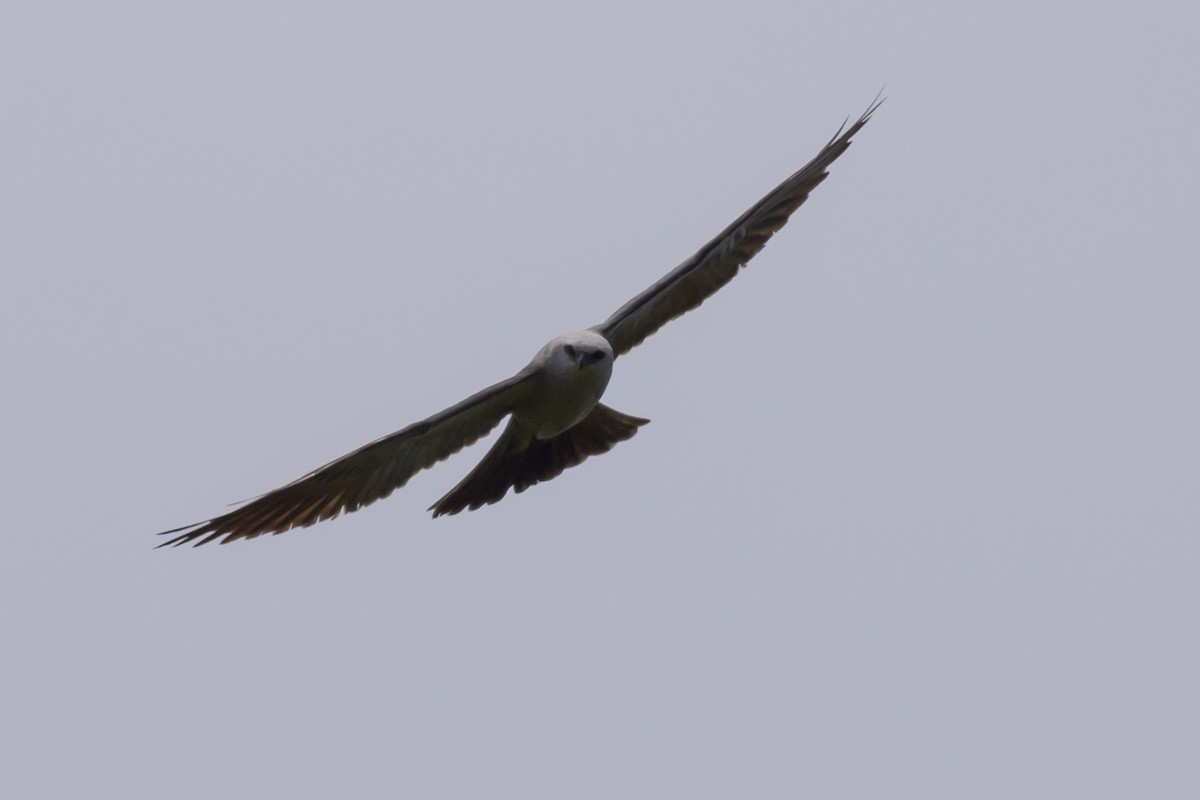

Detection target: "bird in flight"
[158, 97, 881, 547]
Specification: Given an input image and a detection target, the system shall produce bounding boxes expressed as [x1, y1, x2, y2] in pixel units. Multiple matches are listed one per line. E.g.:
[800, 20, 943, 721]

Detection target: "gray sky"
[3, 1, 1198, 797]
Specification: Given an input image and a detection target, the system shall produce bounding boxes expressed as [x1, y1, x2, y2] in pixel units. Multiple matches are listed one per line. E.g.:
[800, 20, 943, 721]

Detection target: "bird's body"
[517, 331, 614, 440]
[158, 98, 880, 547]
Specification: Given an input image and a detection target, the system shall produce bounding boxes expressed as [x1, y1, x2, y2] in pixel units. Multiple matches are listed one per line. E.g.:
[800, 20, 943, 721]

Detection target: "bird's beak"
[574, 351, 589, 369]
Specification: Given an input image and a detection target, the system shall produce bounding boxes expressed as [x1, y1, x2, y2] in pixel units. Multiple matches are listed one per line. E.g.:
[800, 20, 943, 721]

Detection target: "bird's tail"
[429, 403, 649, 517]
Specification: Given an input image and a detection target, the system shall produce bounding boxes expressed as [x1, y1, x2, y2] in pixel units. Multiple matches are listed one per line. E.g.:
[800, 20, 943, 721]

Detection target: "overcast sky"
[3, 1, 1198, 797]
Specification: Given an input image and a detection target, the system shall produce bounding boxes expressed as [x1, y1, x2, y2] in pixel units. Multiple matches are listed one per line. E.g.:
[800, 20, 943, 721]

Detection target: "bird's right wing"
[157, 366, 540, 547]
[593, 95, 881, 357]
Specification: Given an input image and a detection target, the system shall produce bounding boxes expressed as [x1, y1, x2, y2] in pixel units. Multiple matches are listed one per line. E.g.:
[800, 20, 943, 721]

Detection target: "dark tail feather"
[428, 419, 528, 518]
[429, 403, 649, 517]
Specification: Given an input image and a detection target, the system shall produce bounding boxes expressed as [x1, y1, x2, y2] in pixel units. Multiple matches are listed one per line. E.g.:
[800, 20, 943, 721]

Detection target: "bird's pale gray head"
[538, 329, 613, 372]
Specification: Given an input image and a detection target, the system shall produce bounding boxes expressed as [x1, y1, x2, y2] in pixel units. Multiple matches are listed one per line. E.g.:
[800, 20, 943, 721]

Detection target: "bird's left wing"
[157, 366, 540, 547]
[593, 95, 881, 357]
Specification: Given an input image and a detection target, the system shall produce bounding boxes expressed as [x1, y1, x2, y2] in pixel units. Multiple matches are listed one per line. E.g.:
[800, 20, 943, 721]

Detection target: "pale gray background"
[3, 1, 1197, 797]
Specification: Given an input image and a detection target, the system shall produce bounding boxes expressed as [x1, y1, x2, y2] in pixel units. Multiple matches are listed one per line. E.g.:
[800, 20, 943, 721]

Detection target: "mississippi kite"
[158, 98, 880, 547]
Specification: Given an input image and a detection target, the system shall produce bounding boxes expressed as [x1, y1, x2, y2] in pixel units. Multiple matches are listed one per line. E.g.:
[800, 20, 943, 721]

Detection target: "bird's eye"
[564, 345, 577, 358]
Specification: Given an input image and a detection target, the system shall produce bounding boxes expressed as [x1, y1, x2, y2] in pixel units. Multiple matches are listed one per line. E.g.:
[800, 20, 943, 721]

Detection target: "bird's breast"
[516, 361, 612, 440]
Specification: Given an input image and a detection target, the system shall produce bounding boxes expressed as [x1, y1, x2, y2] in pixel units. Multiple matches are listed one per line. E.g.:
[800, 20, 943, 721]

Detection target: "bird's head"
[555, 330, 612, 369]
[535, 330, 614, 382]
